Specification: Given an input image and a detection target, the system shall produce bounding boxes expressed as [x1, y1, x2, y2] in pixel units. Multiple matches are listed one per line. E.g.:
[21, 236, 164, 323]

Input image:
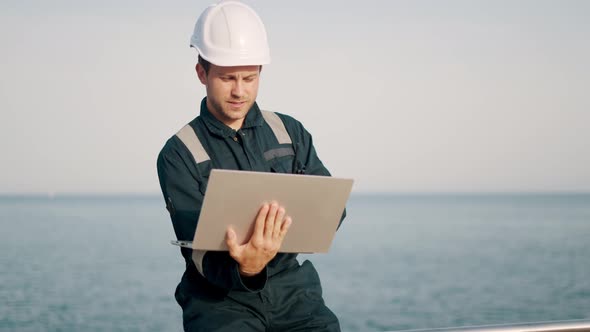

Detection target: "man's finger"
[273, 207, 286, 239]
[253, 203, 269, 240]
[264, 201, 279, 237]
[226, 227, 241, 258]
[278, 216, 292, 240]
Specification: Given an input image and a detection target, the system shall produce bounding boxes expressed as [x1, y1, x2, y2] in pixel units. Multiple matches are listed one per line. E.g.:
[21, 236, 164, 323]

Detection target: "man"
[157, 1, 344, 331]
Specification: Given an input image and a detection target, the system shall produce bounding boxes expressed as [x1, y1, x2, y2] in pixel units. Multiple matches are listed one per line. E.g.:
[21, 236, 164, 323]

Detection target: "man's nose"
[231, 79, 245, 97]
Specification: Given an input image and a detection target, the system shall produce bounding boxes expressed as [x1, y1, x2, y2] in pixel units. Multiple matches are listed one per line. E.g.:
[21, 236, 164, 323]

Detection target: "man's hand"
[226, 201, 292, 277]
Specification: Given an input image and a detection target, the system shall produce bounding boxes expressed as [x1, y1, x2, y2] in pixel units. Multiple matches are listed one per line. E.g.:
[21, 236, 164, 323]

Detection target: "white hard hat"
[190, 1, 271, 66]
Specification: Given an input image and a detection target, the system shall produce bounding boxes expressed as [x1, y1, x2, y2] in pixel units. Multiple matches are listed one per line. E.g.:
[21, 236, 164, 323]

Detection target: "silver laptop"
[171, 169, 353, 253]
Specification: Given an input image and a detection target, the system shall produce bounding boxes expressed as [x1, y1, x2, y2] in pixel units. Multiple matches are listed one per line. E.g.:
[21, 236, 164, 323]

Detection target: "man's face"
[197, 63, 261, 130]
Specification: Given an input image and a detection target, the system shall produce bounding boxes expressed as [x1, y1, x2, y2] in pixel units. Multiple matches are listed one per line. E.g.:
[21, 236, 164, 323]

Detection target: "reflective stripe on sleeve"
[191, 250, 207, 276]
[263, 147, 295, 161]
[176, 124, 210, 163]
[261, 111, 292, 145]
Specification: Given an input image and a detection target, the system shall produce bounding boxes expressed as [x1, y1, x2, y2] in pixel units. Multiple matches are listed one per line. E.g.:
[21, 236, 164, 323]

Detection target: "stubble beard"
[207, 97, 254, 127]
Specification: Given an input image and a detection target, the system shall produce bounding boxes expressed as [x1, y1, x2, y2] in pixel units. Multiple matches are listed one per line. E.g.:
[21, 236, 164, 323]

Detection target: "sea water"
[1, 194, 589, 332]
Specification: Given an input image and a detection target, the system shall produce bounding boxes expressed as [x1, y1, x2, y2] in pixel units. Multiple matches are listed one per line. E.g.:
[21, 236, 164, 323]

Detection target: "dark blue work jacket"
[157, 98, 345, 296]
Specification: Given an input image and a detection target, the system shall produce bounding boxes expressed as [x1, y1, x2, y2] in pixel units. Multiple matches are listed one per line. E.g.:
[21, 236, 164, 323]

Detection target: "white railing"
[393, 319, 590, 332]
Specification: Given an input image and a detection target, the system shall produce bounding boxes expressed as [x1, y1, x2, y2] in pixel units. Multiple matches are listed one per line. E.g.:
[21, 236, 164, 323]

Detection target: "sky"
[1, 0, 589, 194]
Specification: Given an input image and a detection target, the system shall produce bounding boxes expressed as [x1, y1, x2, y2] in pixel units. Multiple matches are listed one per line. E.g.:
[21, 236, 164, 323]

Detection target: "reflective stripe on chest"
[175, 110, 292, 165]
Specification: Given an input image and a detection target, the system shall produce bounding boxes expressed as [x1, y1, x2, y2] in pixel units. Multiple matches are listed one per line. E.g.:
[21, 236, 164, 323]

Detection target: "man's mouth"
[228, 100, 247, 108]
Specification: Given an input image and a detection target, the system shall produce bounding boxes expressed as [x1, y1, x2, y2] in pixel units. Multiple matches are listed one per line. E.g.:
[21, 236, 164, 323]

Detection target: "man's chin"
[225, 104, 252, 116]
[221, 108, 248, 122]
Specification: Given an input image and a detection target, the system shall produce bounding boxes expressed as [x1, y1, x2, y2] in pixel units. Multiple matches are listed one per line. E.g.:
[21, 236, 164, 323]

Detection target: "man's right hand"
[226, 201, 292, 277]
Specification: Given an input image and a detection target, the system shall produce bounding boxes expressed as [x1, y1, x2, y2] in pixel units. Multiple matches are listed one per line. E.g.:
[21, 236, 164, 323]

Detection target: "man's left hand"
[226, 201, 292, 277]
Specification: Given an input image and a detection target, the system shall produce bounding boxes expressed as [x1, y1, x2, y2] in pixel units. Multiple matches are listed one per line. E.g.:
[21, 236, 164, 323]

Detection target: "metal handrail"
[393, 319, 590, 332]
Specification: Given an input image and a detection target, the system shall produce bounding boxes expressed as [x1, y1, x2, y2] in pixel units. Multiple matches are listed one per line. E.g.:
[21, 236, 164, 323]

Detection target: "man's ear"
[196, 63, 207, 85]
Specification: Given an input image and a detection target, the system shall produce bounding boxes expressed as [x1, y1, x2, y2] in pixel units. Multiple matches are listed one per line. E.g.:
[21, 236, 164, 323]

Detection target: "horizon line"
[1, 190, 589, 198]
